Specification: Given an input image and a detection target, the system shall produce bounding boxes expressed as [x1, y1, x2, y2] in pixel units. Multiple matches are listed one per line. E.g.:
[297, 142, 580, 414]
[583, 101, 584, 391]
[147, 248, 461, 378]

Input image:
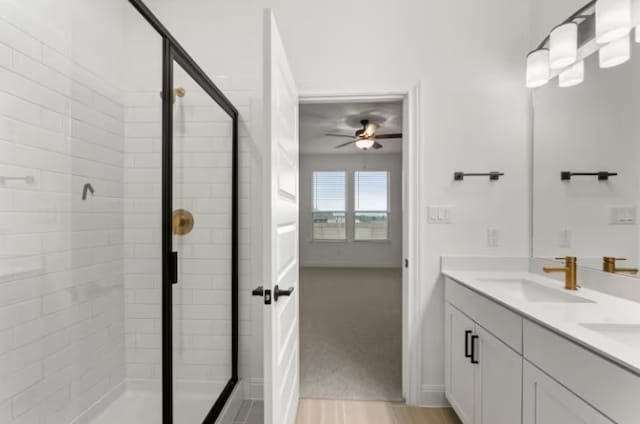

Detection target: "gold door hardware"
[543, 256, 578, 290]
[602, 257, 639, 274]
[172, 209, 194, 235]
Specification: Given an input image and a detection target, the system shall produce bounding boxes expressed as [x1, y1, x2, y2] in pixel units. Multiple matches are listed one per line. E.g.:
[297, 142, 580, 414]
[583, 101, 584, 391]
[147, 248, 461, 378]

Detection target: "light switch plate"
[427, 206, 452, 224]
[609, 206, 637, 225]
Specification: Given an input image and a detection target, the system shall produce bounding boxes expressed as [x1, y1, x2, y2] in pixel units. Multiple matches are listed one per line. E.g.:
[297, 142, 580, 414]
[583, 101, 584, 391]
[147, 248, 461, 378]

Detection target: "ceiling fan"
[326, 119, 403, 150]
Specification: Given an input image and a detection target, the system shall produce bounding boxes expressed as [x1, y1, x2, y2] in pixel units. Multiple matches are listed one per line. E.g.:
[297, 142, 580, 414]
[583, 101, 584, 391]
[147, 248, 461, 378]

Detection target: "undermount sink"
[579, 323, 640, 348]
[477, 278, 595, 304]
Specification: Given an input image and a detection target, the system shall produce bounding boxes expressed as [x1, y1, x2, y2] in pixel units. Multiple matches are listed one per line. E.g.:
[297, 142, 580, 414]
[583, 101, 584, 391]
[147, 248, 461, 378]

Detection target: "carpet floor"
[299, 267, 403, 401]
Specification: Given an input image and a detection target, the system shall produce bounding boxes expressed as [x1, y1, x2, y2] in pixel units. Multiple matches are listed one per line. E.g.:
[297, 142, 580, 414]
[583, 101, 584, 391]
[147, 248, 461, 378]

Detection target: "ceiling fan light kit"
[355, 138, 376, 150]
[327, 119, 403, 151]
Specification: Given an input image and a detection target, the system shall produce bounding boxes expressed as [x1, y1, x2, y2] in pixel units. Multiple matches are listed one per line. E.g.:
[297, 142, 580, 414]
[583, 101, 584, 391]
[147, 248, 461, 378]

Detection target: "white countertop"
[442, 270, 640, 375]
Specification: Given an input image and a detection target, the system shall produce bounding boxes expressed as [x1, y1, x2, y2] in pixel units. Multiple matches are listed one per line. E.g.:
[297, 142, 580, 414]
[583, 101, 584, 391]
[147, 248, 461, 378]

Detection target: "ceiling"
[299, 101, 403, 155]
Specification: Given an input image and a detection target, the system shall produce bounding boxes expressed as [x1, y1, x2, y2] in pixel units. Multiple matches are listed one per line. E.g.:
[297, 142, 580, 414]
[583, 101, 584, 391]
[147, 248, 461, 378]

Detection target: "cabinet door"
[474, 326, 522, 424]
[523, 361, 614, 424]
[445, 303, 476, 423]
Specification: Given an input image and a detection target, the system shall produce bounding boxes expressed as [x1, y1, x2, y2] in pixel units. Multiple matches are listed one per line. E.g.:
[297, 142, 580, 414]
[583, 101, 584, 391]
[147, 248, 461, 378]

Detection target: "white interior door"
[262, 9, 300, 424]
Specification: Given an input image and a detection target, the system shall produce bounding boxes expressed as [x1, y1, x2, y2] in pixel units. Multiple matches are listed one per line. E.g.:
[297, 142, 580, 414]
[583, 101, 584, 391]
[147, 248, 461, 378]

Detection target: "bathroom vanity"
[443, 269, 640, 424]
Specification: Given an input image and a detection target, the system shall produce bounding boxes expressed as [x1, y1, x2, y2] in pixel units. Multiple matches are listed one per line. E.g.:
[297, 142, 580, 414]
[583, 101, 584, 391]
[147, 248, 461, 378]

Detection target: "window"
[354, 171, 389, 240]
[312, 171, 346, 240]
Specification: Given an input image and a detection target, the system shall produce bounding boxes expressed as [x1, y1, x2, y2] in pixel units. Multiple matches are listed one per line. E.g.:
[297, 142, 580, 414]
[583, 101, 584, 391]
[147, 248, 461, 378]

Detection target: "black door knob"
[252, 286, 264, 296]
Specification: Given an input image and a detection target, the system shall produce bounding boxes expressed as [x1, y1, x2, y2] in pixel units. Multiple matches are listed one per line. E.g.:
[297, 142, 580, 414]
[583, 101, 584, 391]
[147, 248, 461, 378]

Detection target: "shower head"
[174, 87, 186, 98]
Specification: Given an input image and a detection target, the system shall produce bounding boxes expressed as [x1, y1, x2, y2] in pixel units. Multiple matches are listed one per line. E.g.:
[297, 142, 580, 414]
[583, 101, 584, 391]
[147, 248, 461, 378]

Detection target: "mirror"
[532, 39, 640, 277]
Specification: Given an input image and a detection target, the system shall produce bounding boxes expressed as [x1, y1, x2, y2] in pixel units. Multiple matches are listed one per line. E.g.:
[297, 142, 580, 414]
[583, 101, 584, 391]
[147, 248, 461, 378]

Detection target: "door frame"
[128, 1, 240, 422]
[298, 86, 423, 405]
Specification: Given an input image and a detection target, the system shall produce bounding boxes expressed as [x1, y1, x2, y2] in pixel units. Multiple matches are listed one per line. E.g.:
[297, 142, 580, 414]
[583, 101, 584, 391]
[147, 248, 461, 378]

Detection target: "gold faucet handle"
[603, 257, 626, 263]
[555, 256, 576, 264]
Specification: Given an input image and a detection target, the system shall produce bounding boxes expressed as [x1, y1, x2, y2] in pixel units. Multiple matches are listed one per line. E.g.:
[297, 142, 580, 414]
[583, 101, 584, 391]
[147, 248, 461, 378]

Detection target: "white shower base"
[89, 390, 211, 423]
[78, 380, 240, 424]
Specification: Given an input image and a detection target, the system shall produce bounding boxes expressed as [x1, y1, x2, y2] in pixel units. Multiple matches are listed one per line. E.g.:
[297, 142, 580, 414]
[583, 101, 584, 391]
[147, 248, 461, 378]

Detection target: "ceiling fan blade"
[372, 142, 383, 150]
[374, 133, 403, 139]
[325, 133, 356, 138]
[335, 140, 358, 148]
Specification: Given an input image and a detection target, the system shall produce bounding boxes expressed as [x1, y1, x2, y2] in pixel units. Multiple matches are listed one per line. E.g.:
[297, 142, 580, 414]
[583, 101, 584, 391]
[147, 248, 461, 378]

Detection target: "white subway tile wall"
[0, 6, 126, 424]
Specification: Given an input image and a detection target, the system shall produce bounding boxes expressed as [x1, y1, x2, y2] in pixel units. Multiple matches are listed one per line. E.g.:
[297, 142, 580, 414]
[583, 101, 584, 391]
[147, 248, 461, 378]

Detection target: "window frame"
[352, 170, 391, 242]
[309, 169, 392, 243]
[311, 170, 347, 241]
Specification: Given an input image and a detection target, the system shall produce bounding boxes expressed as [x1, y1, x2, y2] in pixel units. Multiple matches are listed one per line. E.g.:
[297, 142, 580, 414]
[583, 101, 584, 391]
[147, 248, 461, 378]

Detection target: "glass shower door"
[167, 59, 237, 423]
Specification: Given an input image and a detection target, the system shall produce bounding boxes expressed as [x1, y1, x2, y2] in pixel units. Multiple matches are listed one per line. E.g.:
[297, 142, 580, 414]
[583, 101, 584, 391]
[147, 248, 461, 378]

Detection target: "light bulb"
[596, 0, 632, 44]
[526, 49, 550, 88]
[559, 60, 584, 87]
[599, 35, 631, 67]
[550, 23, 578, 69]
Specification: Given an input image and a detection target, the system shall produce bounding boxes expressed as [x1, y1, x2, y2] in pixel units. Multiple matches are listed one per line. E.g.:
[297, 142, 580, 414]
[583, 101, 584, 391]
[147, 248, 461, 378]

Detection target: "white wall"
[299, 153, 402, 268]
[0, 1, 127, 422]
[144, 0, 533, 405]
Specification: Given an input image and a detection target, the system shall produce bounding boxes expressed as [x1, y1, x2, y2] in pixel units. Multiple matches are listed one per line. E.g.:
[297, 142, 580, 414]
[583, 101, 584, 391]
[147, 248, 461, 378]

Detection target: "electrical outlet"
[487, 228, 499, 247]
[559, 228, 571, 248]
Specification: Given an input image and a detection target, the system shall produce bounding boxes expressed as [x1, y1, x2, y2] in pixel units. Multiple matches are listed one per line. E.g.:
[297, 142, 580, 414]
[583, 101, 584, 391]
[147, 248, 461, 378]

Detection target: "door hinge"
[404, 258, 409, 268]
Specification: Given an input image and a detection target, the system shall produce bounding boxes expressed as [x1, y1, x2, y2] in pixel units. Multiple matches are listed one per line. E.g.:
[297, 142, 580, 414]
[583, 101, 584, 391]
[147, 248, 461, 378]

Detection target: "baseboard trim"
[416, 384, 449, 407]
[244, 378, 264, 400]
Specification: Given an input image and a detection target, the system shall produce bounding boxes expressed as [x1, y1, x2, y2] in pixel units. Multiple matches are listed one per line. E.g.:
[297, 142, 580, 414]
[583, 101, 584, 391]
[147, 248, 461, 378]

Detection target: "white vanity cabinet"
[445, 298, 522, 424]
[523, 360, 614, 424]
[445, 275, 640, 424]
[474, 325, 522, 424]
[445, 304, 476, 423]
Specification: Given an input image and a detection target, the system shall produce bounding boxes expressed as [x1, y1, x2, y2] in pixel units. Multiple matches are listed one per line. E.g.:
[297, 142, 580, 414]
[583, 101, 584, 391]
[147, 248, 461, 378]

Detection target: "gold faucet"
[602, 257, 639, 275]
[543, 256, 578, 290]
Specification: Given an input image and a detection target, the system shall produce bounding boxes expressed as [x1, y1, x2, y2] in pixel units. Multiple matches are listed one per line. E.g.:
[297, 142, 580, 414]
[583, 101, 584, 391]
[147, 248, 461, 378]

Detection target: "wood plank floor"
[296, 399, 462, 424]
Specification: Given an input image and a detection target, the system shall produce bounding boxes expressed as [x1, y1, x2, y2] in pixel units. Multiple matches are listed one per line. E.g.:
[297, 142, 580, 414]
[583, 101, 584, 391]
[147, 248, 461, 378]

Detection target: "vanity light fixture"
[559, 60, 585, 87]
[526, 49, 550, 88]
[596, 0, 632, 44]
[599, 34, 631, 67]
[526, 0, 637, 88]
[550, 23, 579, 68]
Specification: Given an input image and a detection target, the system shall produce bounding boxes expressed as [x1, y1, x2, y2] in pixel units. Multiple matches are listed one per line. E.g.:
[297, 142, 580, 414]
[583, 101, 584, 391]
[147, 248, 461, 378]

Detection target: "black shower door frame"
[128, 1, 240, 423]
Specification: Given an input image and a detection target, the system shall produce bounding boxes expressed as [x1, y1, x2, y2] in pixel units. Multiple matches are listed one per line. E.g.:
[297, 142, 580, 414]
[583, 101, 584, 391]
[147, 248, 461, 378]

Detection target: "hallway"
[299, 267, 403, 401]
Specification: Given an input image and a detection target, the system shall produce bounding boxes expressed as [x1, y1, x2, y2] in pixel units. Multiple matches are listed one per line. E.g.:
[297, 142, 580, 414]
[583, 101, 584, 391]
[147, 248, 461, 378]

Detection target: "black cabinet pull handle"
[464, 330, 472, 358]
[274, 285, 294, 302]
[471, 335, 479, 364]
